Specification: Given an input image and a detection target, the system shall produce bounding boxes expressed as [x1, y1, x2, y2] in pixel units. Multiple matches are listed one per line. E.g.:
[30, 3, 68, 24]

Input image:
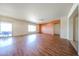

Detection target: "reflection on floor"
[0, 34, 77, 56]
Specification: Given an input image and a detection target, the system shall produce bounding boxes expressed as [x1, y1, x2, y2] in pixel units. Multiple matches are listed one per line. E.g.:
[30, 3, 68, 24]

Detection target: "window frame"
[0, 22, 13, 37]
[28, 24, 37, 32]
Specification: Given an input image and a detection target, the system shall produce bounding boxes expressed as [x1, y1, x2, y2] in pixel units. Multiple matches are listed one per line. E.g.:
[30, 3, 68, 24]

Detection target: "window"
[0, 22, 12, 37]
[28, 24, 36, 32]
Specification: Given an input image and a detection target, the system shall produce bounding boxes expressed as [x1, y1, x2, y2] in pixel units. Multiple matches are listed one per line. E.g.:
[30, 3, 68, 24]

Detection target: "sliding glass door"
[0, 22, 12, 37]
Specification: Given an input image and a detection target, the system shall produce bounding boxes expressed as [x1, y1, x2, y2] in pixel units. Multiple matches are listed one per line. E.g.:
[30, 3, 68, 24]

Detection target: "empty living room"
[0, 3, 79, 56]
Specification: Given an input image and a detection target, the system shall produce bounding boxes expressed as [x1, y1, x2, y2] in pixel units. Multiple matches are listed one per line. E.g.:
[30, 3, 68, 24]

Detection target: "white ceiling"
[0, 3, 73, 24]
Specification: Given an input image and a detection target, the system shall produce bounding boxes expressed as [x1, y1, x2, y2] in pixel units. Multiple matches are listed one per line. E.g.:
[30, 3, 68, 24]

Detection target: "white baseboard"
[69, 40, 78, 52]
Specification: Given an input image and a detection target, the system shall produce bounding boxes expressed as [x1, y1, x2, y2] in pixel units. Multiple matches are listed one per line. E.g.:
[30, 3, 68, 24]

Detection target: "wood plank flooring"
[0, 34, 78, 56]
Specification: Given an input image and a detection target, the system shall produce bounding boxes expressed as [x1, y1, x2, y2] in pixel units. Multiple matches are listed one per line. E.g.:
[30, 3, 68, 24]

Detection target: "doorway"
[69, 6, 78, 52]
[73, 14, 78, 45]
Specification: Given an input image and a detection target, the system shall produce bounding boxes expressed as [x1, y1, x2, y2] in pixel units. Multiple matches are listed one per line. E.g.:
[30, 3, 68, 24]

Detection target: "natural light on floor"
[0, 38, 13, 47]
[27, 35, 37, 43]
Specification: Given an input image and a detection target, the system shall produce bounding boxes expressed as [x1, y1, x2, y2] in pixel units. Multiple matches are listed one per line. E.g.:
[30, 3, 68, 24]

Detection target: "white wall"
[67, 4, 78, 40]
[78, 5, 79, 55]
[73, 15, 78, 42]
[78, 14, 79, 55]
[68, 17, 73, 41]
[67, 4, 78, 52]
[60, 4, 78, 53]
[60, 16, 68, 39]
[60, 4, 78, 40]
[70, 15, 78, 51]
[0, 15, 38, 36]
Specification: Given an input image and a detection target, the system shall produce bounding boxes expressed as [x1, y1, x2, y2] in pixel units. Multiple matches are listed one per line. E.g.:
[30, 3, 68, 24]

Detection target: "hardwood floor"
[0, 34, 77, 56]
